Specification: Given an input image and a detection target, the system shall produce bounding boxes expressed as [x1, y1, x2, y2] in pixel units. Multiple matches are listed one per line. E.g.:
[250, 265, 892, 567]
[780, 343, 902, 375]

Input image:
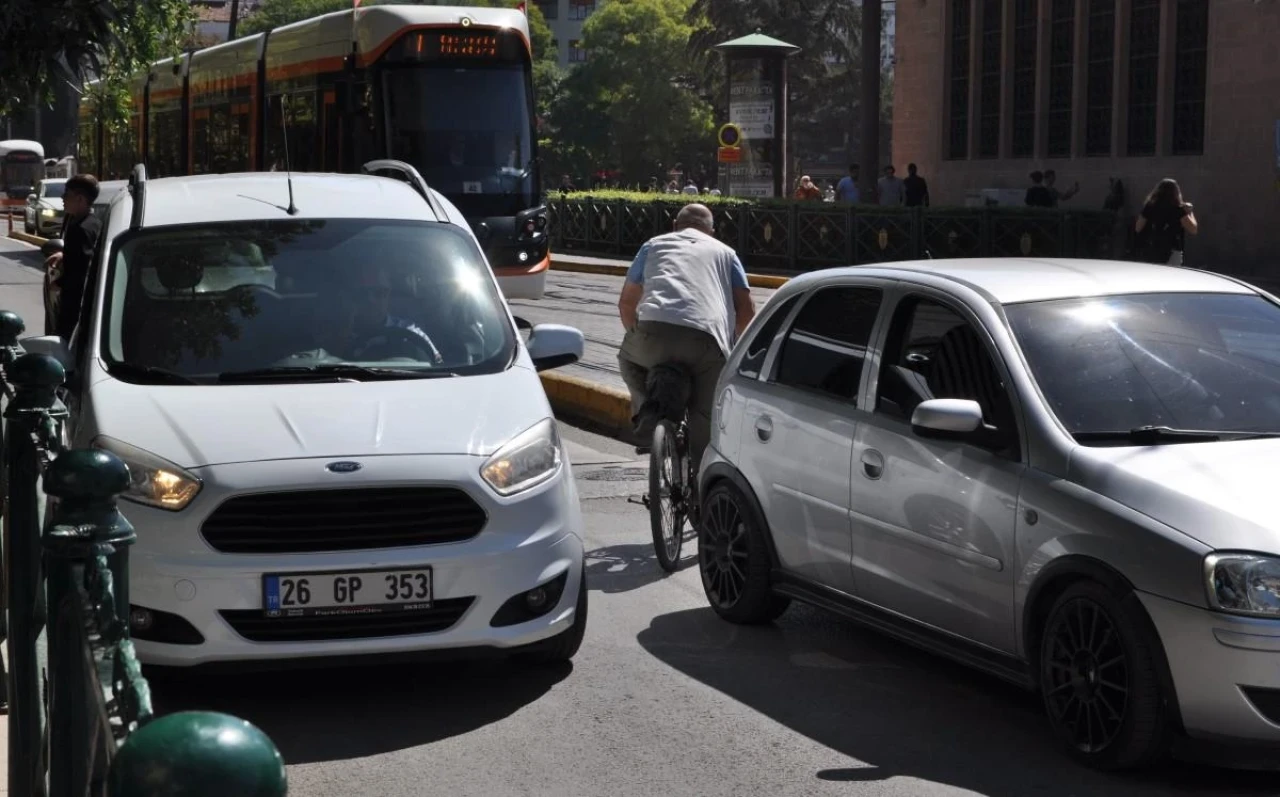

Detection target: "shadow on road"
[636, 604, 1277, 796]
[148, 658, 571, 765]
[584, 536, 697, 593]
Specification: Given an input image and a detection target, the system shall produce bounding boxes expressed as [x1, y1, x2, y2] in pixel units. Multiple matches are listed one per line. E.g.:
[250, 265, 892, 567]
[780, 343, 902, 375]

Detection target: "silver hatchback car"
[698, 258, 1280, 770]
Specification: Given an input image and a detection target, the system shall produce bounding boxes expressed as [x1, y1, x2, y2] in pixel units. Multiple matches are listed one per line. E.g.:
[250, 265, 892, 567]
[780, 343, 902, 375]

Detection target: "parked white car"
[24, 178, 67, 237]
[25, 163, 589, 669]
[698, 258, 1280, 770]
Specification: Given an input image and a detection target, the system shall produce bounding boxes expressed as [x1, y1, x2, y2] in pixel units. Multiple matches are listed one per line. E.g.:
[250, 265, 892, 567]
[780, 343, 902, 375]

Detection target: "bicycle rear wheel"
[649, 420, 685, 573]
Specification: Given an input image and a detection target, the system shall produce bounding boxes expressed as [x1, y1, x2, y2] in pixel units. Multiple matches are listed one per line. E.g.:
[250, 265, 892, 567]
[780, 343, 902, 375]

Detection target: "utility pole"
[228, 0, 242, 40]
[859, 0, 882, 200]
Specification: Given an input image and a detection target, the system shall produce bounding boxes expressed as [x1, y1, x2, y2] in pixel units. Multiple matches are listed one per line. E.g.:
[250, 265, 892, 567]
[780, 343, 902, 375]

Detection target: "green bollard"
[108, 711, 288, 797]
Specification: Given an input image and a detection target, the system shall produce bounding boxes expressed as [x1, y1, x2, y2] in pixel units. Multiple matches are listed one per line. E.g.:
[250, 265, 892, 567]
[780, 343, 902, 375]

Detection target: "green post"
[109, 711, 288, 797]
[43, 449, 138, 795]
[4, 351, 66, 797]
[0, 310, 23, 714]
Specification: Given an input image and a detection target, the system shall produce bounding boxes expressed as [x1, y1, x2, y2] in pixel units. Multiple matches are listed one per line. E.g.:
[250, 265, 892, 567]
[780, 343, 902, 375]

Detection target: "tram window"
[287, 91, 319, 172]
[322, 92, 340, 171]
[148, 109, 182, 177]
[228, 105, 250, 172]
[209, 104, 230, 173]
[265, 95, 285, 172]
[192, 110, 210, 175]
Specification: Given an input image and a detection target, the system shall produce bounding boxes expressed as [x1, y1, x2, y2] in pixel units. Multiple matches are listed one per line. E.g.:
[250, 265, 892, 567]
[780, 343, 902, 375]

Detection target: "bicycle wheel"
[649, 420, 685, 573]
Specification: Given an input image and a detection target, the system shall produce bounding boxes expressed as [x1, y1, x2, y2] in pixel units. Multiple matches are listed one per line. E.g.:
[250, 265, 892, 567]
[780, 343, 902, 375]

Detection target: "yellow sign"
[717, 123, 743, 149]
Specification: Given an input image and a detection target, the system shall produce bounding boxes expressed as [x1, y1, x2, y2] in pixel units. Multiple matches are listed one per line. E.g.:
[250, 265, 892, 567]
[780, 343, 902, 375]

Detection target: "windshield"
[383, 65, 536, 219]
[102, 219, 515, 383]
[1006, 293, 1280, 440]
[41, 182, 65, 199]
[2, 159, 43, 197]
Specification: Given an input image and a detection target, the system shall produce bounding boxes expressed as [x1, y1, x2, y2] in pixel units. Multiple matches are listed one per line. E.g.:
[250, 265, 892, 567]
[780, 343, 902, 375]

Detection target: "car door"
[849, 290, 1024, 654]
[736, 283, 886, 594]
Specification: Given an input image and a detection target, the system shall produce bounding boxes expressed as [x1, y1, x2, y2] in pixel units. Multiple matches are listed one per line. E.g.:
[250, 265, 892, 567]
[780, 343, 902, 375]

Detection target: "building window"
[1046, 0, 1075, 158]
[1126, 0, 1161, 156]
[947, 0, 972, 160]
[568, 39, 587, 63]
[1011, 0, 1036, 158]
[568, 0, 594, 21]
[977, 0, 1002, 158]
[1085, 0, 1115, 156]
[1172, 0, 1208, 155]
[536, 0, 558, 20]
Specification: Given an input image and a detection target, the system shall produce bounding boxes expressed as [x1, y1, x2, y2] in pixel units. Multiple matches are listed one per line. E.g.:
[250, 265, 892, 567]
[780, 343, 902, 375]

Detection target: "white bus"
[0, 139, 45, 200]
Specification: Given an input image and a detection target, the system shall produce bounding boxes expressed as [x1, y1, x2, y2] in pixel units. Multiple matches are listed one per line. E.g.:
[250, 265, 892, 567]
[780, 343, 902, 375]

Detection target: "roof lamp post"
[713, 31, 800, 199]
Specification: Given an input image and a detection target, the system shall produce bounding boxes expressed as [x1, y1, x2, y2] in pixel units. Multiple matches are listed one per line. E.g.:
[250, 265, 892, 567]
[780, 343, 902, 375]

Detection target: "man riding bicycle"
[616, 203, 756, 470]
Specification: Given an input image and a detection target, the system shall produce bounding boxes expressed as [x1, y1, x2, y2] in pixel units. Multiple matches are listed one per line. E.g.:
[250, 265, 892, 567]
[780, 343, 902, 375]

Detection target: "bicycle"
[634, 363, 699, 573]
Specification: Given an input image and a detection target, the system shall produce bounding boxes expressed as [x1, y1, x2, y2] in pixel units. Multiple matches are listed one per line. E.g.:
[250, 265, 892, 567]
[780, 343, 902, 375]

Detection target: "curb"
[539, 370, 633, 439]
[550, 257, 789, 290]
[8, 231, 46, 247]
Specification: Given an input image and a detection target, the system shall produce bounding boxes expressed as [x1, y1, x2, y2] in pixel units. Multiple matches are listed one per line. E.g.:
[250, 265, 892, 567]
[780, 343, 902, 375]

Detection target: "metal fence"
[0, 311, 288, 796]
[547, 198, 1121, 272]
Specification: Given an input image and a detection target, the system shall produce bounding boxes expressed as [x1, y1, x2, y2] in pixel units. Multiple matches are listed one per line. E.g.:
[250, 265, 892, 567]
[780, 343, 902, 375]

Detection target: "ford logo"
[326, 461, 363, 474]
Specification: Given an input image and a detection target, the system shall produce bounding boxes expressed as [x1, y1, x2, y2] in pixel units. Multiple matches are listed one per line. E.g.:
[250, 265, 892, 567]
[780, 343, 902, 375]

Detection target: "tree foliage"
[0, 0, 194, 130]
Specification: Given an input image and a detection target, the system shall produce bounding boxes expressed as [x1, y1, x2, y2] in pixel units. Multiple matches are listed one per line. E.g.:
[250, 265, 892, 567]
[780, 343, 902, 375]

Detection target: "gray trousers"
[617, 320, 726, 465]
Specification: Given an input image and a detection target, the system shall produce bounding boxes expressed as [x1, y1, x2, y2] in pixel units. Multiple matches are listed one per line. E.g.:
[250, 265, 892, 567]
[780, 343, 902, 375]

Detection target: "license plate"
[262, 567, 433, 618]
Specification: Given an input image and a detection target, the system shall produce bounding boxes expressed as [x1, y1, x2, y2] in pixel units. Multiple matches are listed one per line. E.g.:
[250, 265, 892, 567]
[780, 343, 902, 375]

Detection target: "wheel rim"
[1043, 597, 1130, 753]
[698, 492, 749, 607]
[659, 434, 682, 559]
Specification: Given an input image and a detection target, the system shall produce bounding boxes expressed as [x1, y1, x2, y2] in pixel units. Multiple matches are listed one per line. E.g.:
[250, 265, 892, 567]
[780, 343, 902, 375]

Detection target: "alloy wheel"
[1042, 597, 1130, 753]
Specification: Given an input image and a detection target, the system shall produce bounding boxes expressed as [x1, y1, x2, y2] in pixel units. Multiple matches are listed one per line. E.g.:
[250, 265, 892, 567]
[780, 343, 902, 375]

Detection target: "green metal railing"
[547, 197, 1121, 272]
[0, 311, 288, 796]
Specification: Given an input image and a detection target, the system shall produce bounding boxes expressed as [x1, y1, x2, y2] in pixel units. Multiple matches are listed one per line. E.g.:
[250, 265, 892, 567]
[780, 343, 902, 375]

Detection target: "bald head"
[675, 203, 714, 234]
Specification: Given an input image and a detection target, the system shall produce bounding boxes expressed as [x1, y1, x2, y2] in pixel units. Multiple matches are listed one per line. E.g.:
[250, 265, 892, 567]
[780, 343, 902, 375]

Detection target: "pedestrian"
[1025, 171, 1054, 208]
[793, 175, 822, 201]
[903, 163, 930, 207]
[1133, 178, 1198, 266]
[1043, 169, 1079, 207]
[835, 163, 861, 203]
[44, 173, 102, 340]
[877, 165, 905, 206]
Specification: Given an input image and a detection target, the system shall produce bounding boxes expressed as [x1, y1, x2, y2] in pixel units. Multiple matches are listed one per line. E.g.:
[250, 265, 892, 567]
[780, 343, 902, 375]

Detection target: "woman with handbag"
[1133, 178, 1198, 265]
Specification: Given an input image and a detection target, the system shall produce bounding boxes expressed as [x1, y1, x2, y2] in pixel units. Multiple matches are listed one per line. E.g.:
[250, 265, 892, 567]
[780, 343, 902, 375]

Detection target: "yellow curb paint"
[8, 231, 47, 247]
[539, 370, 632, 433]
[549, 257, 789, 290]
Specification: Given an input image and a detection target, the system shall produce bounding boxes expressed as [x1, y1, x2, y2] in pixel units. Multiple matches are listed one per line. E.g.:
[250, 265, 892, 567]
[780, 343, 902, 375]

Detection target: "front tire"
[649, 421, 684, 573]
[697, 481, 789, 624]
[1038, 580, 1171, 771]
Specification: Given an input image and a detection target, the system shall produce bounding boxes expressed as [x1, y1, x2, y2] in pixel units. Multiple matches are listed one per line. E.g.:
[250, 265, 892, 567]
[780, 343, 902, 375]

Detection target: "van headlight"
[92, 436, 202, 511]
[480, 418, 562, 496]
[1205, 553, 1280, 618]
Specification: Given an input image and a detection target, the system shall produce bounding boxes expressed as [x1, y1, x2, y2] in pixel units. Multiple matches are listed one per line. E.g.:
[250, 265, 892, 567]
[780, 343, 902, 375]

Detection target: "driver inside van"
[324, 265, 444, 364]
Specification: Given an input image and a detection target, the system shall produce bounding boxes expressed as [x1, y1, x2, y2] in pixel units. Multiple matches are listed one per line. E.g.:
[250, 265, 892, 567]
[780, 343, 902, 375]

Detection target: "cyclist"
[616, 203, 756, 469]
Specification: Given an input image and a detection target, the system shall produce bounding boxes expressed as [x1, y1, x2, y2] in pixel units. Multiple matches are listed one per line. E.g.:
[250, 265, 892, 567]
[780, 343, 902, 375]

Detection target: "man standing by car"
[44, 174, 101, 339]
[616, 203, 755, 466]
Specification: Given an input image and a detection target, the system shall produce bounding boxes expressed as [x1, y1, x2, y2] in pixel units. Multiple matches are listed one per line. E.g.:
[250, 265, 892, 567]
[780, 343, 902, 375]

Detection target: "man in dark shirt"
[903, 163, 930, 207]
[45, 174, 102, 339]
[1025, 170, 1054, 208]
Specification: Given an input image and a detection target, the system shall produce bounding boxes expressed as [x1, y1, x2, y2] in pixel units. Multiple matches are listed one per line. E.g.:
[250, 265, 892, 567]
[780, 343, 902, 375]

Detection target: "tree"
[0, 0, 194, 130]
[552, 0, 714, 185]
[238, 0, 350, 36]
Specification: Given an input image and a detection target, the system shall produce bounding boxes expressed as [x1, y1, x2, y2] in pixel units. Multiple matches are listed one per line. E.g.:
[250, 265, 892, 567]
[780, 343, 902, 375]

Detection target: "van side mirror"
[41, 239, 64, 258]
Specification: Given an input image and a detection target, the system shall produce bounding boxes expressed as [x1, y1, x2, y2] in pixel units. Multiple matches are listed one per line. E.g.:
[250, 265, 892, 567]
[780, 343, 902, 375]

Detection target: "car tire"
[519, 566, 588, 666]
[1038, 580, 1172, 771]
[697, 480, 790, 625]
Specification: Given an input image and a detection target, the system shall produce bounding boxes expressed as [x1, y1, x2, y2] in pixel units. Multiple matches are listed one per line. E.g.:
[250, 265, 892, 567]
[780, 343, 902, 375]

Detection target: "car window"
[101, 218, 514, 382]
[1005, 292, 1280, 437]
[772, 286, 882, 402]
[41, 182, 66, 199]
[737, 294, 801, 379]
[877, 296, 1017, 445]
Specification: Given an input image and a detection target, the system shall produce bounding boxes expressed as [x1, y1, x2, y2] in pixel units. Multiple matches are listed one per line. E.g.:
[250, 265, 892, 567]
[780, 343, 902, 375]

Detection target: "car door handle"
[861, 449, 885, 480]
[754, 415, 773, 442]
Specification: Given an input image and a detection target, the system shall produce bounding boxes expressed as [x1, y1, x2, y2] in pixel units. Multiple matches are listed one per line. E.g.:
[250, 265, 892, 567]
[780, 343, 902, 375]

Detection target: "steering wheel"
[354, 328, 439, 362]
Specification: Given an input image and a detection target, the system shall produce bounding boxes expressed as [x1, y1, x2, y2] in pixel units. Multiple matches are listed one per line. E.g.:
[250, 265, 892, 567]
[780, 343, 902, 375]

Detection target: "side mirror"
[910, 398, 984, 438]
[526, 323, 583, 372]
[20, 335, 71, 371]
[41, 239, 64, 258]
[27, 194, 37, 204]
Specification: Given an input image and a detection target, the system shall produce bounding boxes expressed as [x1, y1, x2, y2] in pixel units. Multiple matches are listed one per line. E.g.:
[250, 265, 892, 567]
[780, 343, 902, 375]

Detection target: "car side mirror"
[41, 239, 64, 258]
[526, 323, 583, 372]
[910, 398, 984, 439]
[27, 194, 37, 204]
[20, 335, 71, 371]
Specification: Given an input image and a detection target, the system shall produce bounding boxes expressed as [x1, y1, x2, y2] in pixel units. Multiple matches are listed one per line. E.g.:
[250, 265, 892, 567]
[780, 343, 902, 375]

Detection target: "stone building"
[892, 0, 1280, 279]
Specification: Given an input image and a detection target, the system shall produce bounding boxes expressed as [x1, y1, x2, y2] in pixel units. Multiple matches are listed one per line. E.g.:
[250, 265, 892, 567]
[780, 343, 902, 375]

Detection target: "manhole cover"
[578, 466, 648, 482]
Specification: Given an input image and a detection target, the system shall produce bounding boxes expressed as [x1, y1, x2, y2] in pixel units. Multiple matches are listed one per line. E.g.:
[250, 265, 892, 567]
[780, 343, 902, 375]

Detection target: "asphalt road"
[509, 267, 779, 393]
[1, 236, 1274, 796]
[0, 237, 47, 332]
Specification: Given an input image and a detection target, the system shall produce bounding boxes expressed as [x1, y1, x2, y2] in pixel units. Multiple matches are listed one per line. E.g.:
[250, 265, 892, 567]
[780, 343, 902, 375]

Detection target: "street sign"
[717, 147, 742, 163]
[717, 123, 742, 149]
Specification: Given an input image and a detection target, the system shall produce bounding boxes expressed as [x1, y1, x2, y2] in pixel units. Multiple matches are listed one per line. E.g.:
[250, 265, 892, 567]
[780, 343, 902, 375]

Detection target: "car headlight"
[480, 418, 562, 496]
[40, 209, 55, 218]
[91, 436, 202, 511]
[1205, 553, 1280, 618]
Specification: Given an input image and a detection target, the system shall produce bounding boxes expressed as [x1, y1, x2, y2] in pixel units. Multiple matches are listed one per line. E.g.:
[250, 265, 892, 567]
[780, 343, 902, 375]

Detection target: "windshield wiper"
[1073, 425, 1280, 444]
[217, 364, 458, 383]
[108, 362, 198, 385]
